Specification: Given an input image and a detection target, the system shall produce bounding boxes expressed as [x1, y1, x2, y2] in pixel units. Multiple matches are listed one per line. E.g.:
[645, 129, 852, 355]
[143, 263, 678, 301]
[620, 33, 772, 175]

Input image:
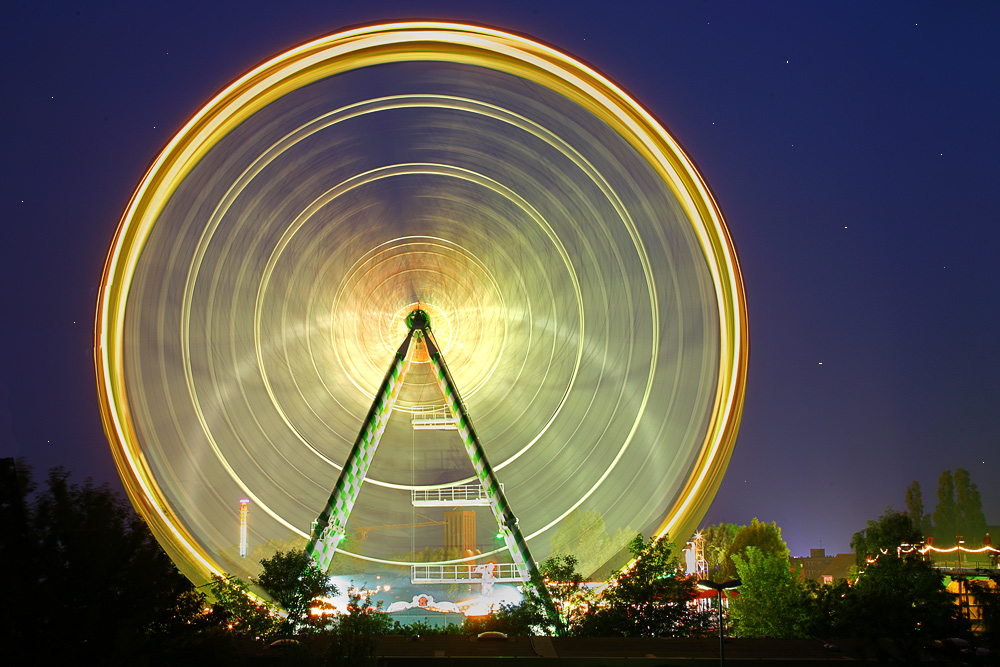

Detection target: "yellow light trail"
[95, 22, 747, 585]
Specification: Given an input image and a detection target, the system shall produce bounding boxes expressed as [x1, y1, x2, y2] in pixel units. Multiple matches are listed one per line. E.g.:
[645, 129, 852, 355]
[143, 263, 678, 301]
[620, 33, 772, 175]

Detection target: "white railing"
[411, 484, 497, 507]
[411, 405, 459, 430]
[411, 562, 528, 584]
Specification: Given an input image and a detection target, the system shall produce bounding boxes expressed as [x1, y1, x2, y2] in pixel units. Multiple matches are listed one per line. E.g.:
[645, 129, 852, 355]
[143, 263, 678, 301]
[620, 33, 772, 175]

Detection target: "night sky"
[3, 1, 998, 557]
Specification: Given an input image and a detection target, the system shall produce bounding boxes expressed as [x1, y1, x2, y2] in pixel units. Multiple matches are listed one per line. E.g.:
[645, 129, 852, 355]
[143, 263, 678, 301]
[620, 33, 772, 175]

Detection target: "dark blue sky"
[2, 1, 998, 556]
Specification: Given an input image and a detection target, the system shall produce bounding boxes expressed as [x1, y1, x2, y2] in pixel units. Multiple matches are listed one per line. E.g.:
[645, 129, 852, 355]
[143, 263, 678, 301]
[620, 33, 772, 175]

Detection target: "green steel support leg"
[306, 331, 414, 571]
[418, 322, 565, 635]
[306, 307, 561, 634]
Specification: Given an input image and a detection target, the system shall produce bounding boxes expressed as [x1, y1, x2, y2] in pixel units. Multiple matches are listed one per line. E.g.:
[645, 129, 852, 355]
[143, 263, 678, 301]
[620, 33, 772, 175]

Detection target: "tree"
[954, 468, 988, 544]
[816, 509, 970, 660]
[933, 470, 958, 546]
[515, 554, 586, 634]
[904, 480, 932, 537]
[967, 575, 1000, 651]
[208, 574, 279, 636]
[576, 534, 707, 637]
[730, 546, 809, 637]
[700, 522, 738, 580]
[326, 589, 394, 666]
[802, 578, 851, 638]
[0, 458, 37, 643]
[540, 554, 587, 627]
[825, 551, 968, 660]
[462, 554, 585, 636]
[252, 548, 337, 633]
[850, 508, 921, 569]
[549, 509, 613, 577]
[6, 466, 217, 661]
[721, 518, 787, 579]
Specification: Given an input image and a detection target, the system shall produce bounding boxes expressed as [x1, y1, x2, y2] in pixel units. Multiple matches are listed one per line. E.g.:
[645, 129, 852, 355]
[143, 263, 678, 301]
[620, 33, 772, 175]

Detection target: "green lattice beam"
[305, 308, 562, 633]
[416, 317, 563, 633]
[306, 330, 414, 571]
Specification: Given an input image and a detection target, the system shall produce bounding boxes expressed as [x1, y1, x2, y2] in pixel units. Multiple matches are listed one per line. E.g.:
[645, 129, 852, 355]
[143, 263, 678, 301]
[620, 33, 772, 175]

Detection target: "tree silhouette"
[954, 468, 988, 543]
[904, 480, 932, 537]
[0, 458, 36, 643]
[850, 508, 921, 569]
[208, 574, 279, 636]
[3, 464, 215, 660]
[576, 534, 707, 637]
[326, 589, 394, 666]
[252, 548, 337, 633]
[812, 508, 970, 660]
[933, 470, 957, 545]
[826, 547, 968, 660]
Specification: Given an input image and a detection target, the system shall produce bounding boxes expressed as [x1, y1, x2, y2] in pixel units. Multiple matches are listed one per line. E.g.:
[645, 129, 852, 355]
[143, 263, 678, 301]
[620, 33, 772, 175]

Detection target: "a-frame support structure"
[306, 309, 561, 629]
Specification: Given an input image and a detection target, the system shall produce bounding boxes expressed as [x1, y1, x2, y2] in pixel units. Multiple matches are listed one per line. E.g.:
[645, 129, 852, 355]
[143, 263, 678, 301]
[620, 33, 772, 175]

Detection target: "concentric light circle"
[95, 22, 747, 585]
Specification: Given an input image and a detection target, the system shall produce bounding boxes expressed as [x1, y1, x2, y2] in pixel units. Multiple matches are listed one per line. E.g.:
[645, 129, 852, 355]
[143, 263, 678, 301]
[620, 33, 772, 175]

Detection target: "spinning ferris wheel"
[95, 22, 747, 588]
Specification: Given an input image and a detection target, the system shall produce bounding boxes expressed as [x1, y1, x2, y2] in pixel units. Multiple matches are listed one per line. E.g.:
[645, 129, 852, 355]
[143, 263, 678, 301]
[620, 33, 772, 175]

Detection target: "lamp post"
[698, 579, 740, 666]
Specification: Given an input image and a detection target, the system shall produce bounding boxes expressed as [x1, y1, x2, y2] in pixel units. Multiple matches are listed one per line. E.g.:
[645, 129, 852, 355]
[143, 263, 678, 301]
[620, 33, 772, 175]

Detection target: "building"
[820, 553, 856, 585]
[790, 548, 834, 582]
[444, 509, 476, 555]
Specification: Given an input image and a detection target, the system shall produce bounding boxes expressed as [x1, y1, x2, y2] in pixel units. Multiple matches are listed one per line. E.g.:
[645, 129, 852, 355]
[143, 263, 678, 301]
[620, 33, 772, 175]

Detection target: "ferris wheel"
[95, 22, 747, 587]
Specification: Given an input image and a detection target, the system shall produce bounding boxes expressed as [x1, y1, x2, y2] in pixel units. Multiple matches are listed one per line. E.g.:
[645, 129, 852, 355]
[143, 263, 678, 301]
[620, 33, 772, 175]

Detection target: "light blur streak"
[95, 23, 747, 585]
[239, 499, 248, 558]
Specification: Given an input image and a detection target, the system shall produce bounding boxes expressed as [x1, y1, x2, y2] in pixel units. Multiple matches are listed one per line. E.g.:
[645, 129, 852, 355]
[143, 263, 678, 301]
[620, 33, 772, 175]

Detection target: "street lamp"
[697, 578, 741, 666]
